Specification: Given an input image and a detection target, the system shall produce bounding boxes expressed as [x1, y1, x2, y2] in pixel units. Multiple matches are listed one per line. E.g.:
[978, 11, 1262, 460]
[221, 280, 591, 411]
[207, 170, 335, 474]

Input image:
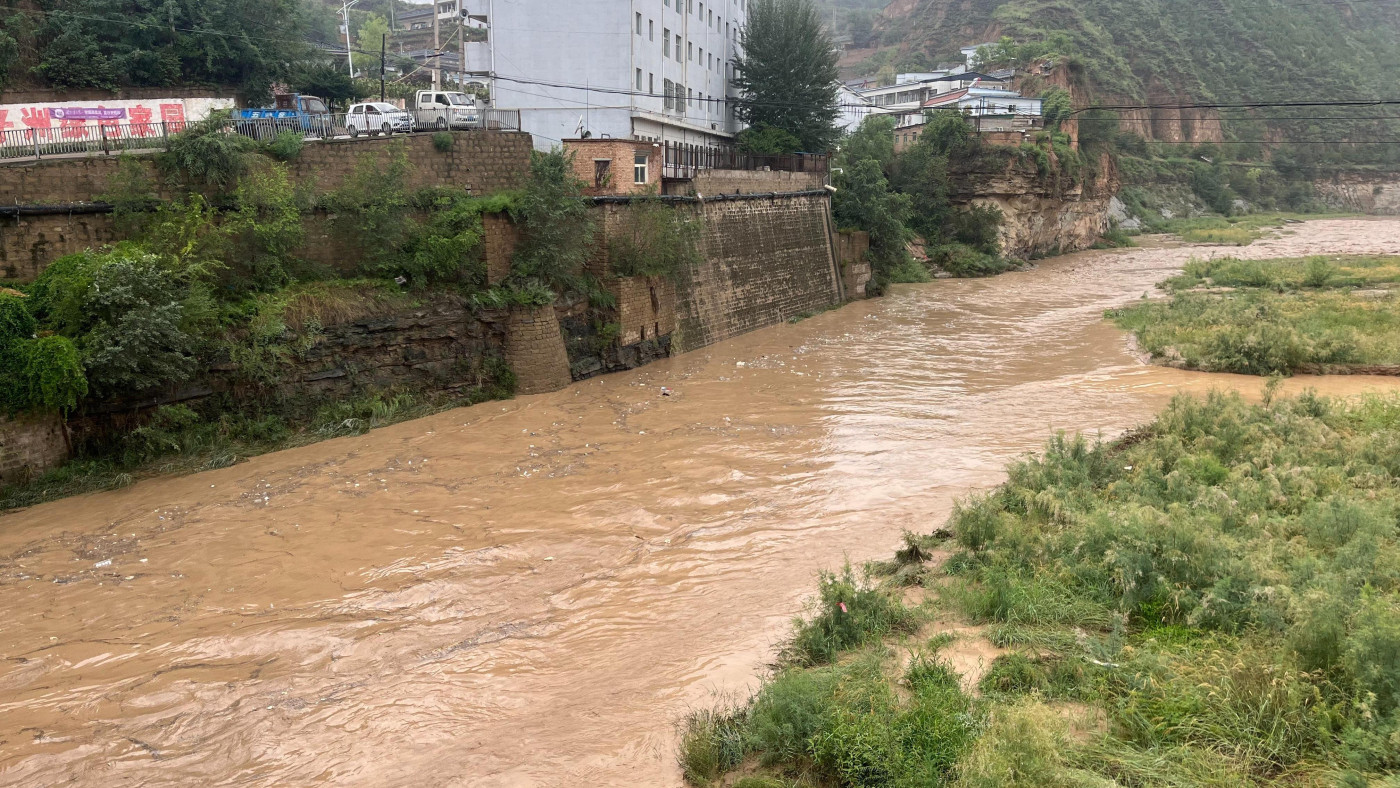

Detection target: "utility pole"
[460, 1, 467, 91]
[343, 0, 355, 79]
[432, 0, 441, 90]
[380, 32, 387, 101]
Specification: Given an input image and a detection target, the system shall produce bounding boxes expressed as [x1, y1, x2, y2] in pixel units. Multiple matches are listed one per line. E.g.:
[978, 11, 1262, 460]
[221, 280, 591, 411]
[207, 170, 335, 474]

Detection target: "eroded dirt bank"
[2, 219, 1398, 787]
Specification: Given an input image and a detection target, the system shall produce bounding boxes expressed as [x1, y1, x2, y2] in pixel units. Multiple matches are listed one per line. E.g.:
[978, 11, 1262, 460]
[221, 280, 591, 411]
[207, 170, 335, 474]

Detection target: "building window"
[687, 87, 692, 108]
[687, 41, 693, 61]
[636, 12, 642, 33]
[675, 34, 682, 60]
[699, 2, 704, 19]
[649, 19, 654, 40]
[634, 152, 648, 184]
[593, 160, 611, 188]
[687, 0, 694, 12]
[636, 68, 643, 90]
[649, 72, 655, 94]
[663, 28, 670, 56]
[664, 78, 674, 110]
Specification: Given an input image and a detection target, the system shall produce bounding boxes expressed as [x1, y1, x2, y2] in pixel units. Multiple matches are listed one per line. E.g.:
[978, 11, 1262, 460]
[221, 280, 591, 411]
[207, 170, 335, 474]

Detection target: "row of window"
[659, 0, 743, 29]
[639, 16, 734, 69]
[632, 69, 726, 115]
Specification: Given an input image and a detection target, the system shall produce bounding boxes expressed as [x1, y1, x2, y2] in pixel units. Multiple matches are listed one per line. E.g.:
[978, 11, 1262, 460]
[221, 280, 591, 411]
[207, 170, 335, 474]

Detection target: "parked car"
[411, 90, 482, 130]
[234, 93, 330, 139]
[346, 102, 413, 137]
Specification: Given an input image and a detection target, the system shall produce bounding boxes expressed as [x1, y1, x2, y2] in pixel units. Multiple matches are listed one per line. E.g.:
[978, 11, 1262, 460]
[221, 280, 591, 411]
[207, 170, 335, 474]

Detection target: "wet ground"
[2, 219, 1398, 787]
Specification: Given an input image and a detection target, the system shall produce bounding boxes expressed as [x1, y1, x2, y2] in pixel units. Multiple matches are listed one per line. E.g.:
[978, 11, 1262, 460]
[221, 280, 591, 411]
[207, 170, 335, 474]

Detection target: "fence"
[661, 141, 830, 180]
[0, 109, 523, 162]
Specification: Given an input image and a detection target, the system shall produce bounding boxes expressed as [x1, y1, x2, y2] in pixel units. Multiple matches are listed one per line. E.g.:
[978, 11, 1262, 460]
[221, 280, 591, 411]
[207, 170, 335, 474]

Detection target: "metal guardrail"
[0, 109, 523, 162]
[661, 141, 831, 180]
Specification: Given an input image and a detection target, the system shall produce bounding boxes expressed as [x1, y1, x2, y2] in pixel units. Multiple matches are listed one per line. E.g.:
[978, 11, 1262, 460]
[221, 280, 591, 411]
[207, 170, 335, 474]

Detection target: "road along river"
[2, 219, 1399, 787]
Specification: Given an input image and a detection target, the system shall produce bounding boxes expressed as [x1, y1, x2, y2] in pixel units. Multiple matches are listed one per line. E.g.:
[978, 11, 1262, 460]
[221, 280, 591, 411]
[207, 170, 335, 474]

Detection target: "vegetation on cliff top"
[1111, 254, 1400, 376]
[682, 389, 1400, 786]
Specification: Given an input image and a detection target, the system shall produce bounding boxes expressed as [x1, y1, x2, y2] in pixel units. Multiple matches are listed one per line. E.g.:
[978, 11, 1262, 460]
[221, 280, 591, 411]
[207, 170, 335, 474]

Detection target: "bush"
[265, 130, 305, 162]
[18, 335, 88, 413]
[78, 253, 199, 397]
[783, 563, 916, 666]
[954, 702, 1110, 788]
[678, 708, 746, 784]
[431, 131, 454, 153]
[609, 198, 702, 279]
[510, 149, 597, 294]
[224, 162, 307, 290]
[159, 111, 256, 188]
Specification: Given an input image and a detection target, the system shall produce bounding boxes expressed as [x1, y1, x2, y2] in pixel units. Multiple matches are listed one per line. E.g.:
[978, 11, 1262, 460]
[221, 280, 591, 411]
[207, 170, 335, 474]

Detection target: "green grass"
[1110, 255, 1400, 375]
[681, 392, 1400, 786]
[1148, 213, 1320, 246]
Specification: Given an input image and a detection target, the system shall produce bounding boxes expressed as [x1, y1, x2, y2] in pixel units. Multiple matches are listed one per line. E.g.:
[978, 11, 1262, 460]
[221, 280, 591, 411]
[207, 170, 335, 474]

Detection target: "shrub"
[159, 111, 256, 188]
[953, 701, 1109, 788]
[324, 143, 415, 268]
[511, 149, 598, 294]
[678, 708, 746, 784]
[746, 667, 841, 765]
[19, 335, 88, 413]
[265, 130, 305, 162]
[609, 198, 702, 279]
[1303, 255, 1336, 288]
[79, 253, 199, 397]
[783, 563, 916, 666]
[431, 131, 454, 153]
[224, 162, 307, 290]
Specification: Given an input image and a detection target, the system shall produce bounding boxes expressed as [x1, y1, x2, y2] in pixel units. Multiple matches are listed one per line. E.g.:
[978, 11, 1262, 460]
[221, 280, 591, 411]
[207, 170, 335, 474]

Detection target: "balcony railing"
[661, 141, 830, 180]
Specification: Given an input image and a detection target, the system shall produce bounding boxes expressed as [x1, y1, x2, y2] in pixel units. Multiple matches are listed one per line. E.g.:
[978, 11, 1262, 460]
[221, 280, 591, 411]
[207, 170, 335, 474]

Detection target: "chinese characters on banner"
[0, 99, 220, 147]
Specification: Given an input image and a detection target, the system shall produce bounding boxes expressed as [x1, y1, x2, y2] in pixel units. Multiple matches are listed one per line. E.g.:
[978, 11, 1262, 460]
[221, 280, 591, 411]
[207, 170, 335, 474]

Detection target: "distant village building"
[852, 42, 1043, 148]
[456, 0, 745, 150]
[837, 84, 875, 133]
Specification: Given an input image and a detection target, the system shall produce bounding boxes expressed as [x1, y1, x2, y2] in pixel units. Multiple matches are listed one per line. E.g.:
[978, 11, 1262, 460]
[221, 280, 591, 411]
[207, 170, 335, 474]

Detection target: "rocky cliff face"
[1313, 173, 1400, 216]
[951, 151, 1118, 259]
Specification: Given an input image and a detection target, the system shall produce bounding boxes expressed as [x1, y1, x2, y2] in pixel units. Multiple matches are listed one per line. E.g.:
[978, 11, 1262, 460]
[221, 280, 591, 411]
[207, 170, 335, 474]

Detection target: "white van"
[346, 102, 413, 137]
[412, 90, 482, 130]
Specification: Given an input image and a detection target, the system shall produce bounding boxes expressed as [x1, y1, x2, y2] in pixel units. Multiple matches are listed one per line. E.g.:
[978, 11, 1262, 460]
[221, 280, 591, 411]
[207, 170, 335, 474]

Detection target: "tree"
[295, 62, 360, 107]
[510, 149, 598, 295]
[832, 158, 911, 276]
[733, 0, 841, 153]
[838, 114, 896, 171]
[353, 14, 391, 76]
[24, 0, 313, 101]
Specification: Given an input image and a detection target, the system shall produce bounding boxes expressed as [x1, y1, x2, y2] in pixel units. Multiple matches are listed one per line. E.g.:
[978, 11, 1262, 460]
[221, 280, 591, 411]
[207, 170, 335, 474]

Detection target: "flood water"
[2, 219, 1399, 787]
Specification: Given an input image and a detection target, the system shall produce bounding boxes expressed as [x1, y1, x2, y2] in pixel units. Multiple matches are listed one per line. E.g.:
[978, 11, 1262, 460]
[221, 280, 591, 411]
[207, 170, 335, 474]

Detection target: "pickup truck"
[410, 90, 482, 131]
[234, 93, 331, 138]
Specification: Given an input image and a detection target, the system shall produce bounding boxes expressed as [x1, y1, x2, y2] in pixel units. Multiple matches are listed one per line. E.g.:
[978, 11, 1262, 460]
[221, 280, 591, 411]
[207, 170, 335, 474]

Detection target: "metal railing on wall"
[0, 109, 524, 163]
[660, 141, 830, 180]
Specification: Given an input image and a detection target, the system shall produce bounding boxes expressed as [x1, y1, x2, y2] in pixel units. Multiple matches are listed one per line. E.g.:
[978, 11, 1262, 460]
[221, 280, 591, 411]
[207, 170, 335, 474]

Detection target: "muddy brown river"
[2, 219, 1399, 787]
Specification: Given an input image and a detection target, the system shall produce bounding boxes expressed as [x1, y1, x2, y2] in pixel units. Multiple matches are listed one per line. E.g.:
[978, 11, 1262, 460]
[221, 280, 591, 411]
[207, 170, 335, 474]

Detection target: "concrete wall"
[0, 130, 531, 206]
[0, 413, 68, 485]
[673, 193, 843, 351]
[836, 230, 872, 299]
[504, 305, 573, 395]
[0, 130, 533, 282]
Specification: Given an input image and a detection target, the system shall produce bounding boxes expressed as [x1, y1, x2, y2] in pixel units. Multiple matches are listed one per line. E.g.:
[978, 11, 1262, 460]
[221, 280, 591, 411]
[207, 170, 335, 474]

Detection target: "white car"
[346, 102, 413, 137]
[412, 90, 482, 130]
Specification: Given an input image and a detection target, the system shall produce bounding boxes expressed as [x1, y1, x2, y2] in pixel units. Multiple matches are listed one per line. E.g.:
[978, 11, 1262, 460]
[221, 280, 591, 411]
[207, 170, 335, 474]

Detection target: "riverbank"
[1, 219, 1397, 787]
[1110, 254, 1400, 375]
[681, 389, 1400, 787]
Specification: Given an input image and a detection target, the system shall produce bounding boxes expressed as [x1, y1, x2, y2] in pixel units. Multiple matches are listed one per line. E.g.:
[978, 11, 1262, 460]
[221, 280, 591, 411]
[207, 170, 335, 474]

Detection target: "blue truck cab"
[234, 94, 330, 137]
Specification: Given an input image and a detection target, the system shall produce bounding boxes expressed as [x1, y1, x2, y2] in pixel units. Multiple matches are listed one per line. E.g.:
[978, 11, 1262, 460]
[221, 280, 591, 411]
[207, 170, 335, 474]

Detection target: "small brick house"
[563, 138, 661, 195]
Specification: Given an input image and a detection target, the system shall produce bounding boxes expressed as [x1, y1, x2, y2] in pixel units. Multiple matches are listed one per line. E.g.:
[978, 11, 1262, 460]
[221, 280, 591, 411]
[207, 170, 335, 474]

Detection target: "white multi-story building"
[461, 0, 747, 149]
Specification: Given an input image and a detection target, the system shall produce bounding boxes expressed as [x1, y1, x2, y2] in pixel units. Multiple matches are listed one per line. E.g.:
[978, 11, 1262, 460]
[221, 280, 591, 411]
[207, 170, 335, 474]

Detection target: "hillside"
[853, 0, 1400, 158]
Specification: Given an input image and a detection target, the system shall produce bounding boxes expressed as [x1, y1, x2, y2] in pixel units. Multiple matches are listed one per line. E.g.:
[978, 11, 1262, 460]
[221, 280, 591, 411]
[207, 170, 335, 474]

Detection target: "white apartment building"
[460, 0, 748, 149]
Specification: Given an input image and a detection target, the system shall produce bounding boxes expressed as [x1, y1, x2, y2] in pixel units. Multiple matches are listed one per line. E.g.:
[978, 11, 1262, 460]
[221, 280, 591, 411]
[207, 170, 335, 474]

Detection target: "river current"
[2, 219, 1398, 786]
